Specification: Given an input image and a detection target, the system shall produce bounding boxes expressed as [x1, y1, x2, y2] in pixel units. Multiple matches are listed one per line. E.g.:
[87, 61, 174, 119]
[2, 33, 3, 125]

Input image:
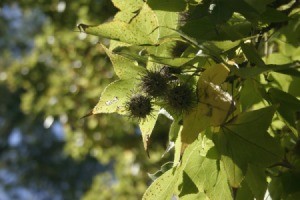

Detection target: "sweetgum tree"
[79, 0, 300, 199]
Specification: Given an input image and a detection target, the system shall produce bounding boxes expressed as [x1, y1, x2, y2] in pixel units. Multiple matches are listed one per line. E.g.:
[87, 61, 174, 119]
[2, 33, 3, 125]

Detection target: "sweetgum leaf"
[102, 45, 146, 79]
[213, 106, 284, 187]
[142, 167, 182, 200]
[181, 139, 232, 200]
[268, 88, 300, 137]
[181, 63, 231, 145]
[92, 80, 135, 115]
[236, 181, 254, 200]
[234, 62, 300, 79]
[243, 0, 274, 13]
[112, 0, 144, 12]
[139, 108, 159, 151]
[245, 164, 267, 200]
[241, 43, 265, 67]
[180, 193, 209, 200]
[220, 155, 244, 187]
[146, 8, 179, 57]
[148, 0, 186, 12]
[78, 4, 159, 45]
[149, 55, 194, 67]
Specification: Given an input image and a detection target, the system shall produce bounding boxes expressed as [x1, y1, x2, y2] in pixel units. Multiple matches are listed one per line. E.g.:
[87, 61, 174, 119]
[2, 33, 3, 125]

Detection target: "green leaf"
[146, 9, 180, 57]
[268, 72, 300, 98]
[148, 162, 174, 181]
[149, 55, 194, 67]
[142, 167, 182, 200]
[239, 79, 264, 111]
[268, 88, 300, 138]
[102, 45, 146, 79]
[245, 164, 267, 200]
[261, 7, 289, 23]
[269, 171, 300, 200]
[169, 118, 181, 142]
[78, 4, 159, 45]
[234, 62, 300, 79]
[209, 40, 241, 52]
[241, 43, 265, 67]
[179, 172, 199, 196]
[112, 0, 144, 12]
[181, 140, 232, 200]
[92, 80, 135, 115]
[148, 0, 186, 12]
[139, 108, 159, 151]
[220, 156, 244, 187]
[174, 126, 183, 165]
[213, 106, 283, 186]
[243, 0, 274, 13]
[236, 181, 254, 200]
[180, 193, 209, 200]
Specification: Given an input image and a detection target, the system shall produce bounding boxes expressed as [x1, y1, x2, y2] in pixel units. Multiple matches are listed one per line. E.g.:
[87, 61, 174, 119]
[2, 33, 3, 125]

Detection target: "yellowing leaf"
[200, 63, 230, 85]
[181, 63, 233, 145]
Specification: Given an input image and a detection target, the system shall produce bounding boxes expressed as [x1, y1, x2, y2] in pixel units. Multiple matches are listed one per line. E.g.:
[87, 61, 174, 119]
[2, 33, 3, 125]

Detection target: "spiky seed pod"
[140, 70, 169, 98]
[126, 94, 152, 120]
[167, 84, 195, 113]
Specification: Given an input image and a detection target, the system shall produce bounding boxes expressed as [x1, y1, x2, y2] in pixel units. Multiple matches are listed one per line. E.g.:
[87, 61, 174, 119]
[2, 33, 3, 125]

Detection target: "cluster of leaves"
[79, 0, 300, 199]
[1, 1, 172, 199]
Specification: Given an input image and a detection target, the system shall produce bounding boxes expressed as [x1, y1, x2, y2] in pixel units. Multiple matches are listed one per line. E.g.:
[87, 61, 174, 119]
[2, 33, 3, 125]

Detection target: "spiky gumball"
[126, 94, 152, 120]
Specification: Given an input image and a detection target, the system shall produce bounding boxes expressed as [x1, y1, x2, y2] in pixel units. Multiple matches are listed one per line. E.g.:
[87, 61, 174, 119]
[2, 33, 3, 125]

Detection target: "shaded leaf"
[148, 0, 187, 12]
[245, 164, 267, 200]
[268, 88, 300, 137]
[213, 106, 283, 186]
[241, 43, 265, 67]
[234, 62, 300, 79]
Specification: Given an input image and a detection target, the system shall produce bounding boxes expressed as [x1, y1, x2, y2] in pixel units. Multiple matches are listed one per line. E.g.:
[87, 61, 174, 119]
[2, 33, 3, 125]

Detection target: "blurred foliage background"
[0, 1, 170, 199]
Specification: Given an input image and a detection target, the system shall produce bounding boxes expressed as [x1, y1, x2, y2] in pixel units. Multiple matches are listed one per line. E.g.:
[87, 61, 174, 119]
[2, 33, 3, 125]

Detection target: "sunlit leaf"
[142, 167, 182, 200]
[78, 4, 159, 45]
[92, 80, 135, 115]
[139, 108, 160, 151]
[112, 0, 144, 12]
[180, 139, 232, 199]
[102, 45, 146, 79]
[181, 63, 232, 145]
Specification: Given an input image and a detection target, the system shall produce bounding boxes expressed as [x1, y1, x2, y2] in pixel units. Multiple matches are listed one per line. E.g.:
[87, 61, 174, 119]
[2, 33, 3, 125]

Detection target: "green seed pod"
[126, 94, 152, 120]
[166, 84, 195, 114]
[140, 70, 169, 98]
